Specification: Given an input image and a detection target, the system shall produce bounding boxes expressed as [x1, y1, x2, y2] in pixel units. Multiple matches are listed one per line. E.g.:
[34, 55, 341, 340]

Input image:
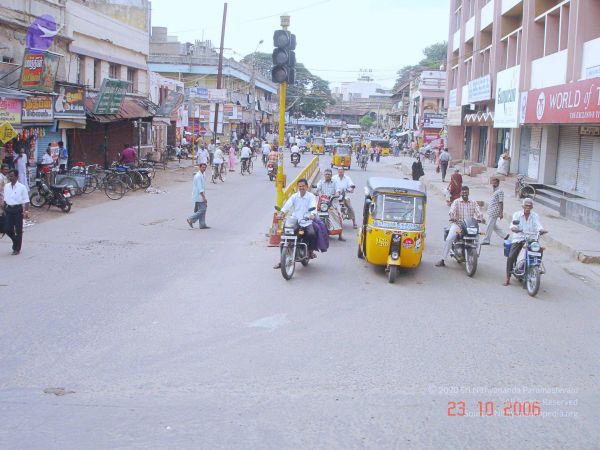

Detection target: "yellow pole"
[276, 81, 287, 208]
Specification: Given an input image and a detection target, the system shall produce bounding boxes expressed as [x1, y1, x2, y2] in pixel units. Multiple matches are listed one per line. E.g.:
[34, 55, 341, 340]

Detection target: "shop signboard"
[448, 89, 457, 108]
[196, 104, 211, 120]
[0, 98, 22, 125]
[188, 87, 208, 99]
[446, 106, 463, 126]
[525, 77, 600, 124]
[423, 112, 445, 128]
[0, 122, 18, 144]
[157, 91, 184, 116]
[19, 50, 61, 92]
[580, 126, 600, 136]
[94, 78, 131, 114]
[54, 83, 86, 118]
[208, 88, 227, 103]
[22, 94, 53, 122]
[223, 103, 239, 120]
[494, 65, 520, 128]
[468, 74, 491, 103]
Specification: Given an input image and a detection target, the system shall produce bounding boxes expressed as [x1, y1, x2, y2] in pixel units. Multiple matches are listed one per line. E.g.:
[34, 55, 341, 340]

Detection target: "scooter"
[29, 178, 73, 213]
[445, 218, 482, 277]
[275, 206, 316, 280]
[267, 161, 277, 181]
[291, 152, 300, 167]
[506, 224, 547, 297]
[316, 194, 343, 238]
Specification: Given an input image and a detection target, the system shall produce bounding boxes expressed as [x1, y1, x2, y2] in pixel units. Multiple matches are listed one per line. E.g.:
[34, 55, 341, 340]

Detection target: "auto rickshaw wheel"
[357, 245, 363, 259]
[388, 266, 397, 284]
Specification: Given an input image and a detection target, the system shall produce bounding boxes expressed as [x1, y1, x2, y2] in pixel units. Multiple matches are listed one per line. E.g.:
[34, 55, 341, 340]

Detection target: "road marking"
[247, 313, 288, 332]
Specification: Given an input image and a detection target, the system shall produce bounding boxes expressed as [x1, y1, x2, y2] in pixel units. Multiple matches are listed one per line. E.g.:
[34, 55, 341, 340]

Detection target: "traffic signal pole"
[276, 81, 286, 207]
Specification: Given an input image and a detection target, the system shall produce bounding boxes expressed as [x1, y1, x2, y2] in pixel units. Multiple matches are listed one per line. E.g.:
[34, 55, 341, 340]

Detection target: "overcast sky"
[150, 0, 450, 89]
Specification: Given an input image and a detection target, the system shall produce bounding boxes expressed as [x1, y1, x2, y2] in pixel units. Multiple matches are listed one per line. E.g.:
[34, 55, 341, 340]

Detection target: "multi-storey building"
[446, 0, 600, 230]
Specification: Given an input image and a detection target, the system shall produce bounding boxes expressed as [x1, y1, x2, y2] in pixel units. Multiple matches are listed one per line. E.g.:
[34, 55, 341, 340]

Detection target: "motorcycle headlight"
[530, 242, 541, 252]
[284, 228, 295, 235]
[391, 251, 399, 260]
[320, 204, 328, 212]
[467, 227, 478, 235]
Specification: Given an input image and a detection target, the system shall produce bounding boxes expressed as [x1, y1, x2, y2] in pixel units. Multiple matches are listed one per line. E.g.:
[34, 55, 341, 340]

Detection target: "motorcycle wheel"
[526, 266, 541, 297]
[269, 173, 274, 181]
[280, 246, 295, 280]
[140, 174, 152, 189]
[388, 265, 397, 284]
[301, 258, 309, 267]
[519, 185, 536, 199]
[465, 248, 478, 277]
[61, 200, 72, 213]
[30, 190, 46, 208]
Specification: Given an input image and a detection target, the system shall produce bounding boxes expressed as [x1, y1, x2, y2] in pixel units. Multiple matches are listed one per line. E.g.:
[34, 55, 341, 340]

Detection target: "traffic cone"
[268, 212, 282, 247]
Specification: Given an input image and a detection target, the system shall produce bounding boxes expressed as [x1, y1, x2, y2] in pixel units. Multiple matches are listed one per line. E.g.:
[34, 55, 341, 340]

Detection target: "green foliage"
[393, 41, 448, 91]
[241, 52, 335, 117]
[359, 115, 374, 129]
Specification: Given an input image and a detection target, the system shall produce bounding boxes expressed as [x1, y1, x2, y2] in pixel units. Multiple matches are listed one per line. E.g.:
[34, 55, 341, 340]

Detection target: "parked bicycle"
[515, 174, 536, 199]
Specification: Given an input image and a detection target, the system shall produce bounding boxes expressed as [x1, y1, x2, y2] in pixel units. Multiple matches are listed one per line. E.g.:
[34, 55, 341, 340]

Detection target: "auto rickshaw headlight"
[391, 251, 399, 260]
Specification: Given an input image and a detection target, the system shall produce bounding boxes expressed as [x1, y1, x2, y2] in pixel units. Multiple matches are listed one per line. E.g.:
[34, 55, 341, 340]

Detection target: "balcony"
[481, 0, 494, 29]
[453, 29, 460, 51]
[530, 50, 567, 89]
[502, 0, 522, 15]
[581, 37, 600, 80]
[465, 16, 475, 42]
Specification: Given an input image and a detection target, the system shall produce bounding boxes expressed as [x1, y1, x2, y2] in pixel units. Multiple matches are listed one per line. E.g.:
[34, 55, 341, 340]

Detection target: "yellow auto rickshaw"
[357, 177, 427, 283]
[331, 144, 352, 170]
[311, 137, 325, 155]
[369, 139, 391, 156]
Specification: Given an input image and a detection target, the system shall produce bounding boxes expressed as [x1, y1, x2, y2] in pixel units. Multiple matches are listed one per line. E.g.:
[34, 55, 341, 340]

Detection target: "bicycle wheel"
[519, 184, 536, 199]
[82, 175, 99, 194]
[117, 173, 134, 191]
[248, 159, 253, 174]
[104, 178, 126, 200]
[130, 170, 144, 190]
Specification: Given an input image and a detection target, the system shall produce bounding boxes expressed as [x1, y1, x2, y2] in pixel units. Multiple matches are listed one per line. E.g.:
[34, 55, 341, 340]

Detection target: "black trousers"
[506, 241, 525, 277]
[5, 205, 23, 252]
[302, 223, 316, 252]
[440, 161, 449, 181]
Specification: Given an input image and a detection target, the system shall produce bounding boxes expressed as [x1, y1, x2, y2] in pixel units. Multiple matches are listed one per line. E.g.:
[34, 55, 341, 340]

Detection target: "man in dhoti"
[315, 168, 344, 241]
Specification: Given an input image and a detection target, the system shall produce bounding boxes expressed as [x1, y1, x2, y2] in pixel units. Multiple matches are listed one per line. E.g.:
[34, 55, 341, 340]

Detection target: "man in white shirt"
[0, 164, 9, 205]
[274, 178, 317, 268]
[41, 148, 54, 167]
[504, 198, 545, 286]
[196, 145, 209, 165]
[3, 169, 30, 255]
[186, 163, 209, 229]
[439, 148, 451, 182]
[261, 141, 271, 165]
[332, 167, 356, 228]
[290, 142, 301, 164]
[240, 144, 252, 172]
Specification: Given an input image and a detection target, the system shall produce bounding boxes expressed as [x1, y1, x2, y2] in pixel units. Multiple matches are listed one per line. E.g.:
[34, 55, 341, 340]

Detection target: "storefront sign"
[0, 98, 22, 125]
[468, 74, 491, 103]
[188, 87, 208, 99]
[525, 77, 600, 124]
[494, 65, 520, 128]
[19, 50, 60, 92]
[208, 88, 227, 103]
[54, 83, 86, 118]
[423, 112, 445, 128]
[223, 104, 239, 120]
[448, 89, 457, 108]
[196, 104, 211, 121]
[22, 95, 53, 122]
[580, 126, 600, 136]
[0, 122, 18, 144]
[94, 78, 131, 114]
[157, 91, 184, 116]
[446, 106, 463, 126]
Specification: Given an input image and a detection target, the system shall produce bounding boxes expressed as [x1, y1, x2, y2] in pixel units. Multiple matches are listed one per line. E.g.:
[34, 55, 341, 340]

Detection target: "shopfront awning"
[464, 111, 494, 125]
[85, 94, 158, 123]
[153, 116, 172, 125]
[58, 118, 87, 129]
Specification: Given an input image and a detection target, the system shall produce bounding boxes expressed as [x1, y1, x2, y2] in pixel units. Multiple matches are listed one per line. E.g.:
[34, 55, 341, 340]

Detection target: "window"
[373, 195, 424, 224]
[109, 63, 118, 79]
[127, 68, 136, 93]
[76, 55, 84, 85]
[93, 59, 101, 88]
[2, 56, 14, 63]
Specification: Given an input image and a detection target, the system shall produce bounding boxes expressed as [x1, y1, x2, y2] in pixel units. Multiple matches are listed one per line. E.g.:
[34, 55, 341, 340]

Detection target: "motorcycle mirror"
[308, 207, 316, 212]
[311, 185, 317, 189]
[274, 206, 281, 211]
[512, 220, 520, 225]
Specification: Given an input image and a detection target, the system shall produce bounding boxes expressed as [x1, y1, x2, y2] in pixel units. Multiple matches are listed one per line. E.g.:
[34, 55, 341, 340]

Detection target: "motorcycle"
[359, 154, 368, 171]
[267, 161, 277, 181]
[275, 206, 316, 280]
[291, 152, 300, 167]
[506, 225, 547, 297]
[338, 187, 355, 222]
[316, 194, 342, 237]
[445, 218, 482, 277]
[29, 178, 73, 213]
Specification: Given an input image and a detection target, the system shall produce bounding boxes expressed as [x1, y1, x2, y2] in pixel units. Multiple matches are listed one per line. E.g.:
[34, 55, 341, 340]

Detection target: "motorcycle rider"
[240, 143, 252, 171]
[332, 167, 357, 229]
[316, 168, 344, 241]
[435, 185, 483, 267]
[504, 198, 545, 286]
[273, 178, 318, 269]
[261, 140, 271, 166]
[290, 142, 301, 163]
[267, 146, 279, 170]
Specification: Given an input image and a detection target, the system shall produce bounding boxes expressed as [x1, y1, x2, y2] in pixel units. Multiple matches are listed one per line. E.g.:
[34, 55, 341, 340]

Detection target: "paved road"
[1, 154, 599, 449]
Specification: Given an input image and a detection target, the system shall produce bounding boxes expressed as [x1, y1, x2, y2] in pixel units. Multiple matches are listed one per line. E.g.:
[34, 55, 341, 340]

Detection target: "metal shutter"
[36, 130, 62, 161]
[518, 127, 531, 175]
[556, 126, 580, 192]
[577, 136, 595, 195]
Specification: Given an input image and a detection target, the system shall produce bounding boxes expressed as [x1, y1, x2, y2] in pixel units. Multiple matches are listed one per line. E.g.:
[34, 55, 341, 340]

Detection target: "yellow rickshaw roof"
[313, 137, 325, 144]
[366, 177, 427, 197]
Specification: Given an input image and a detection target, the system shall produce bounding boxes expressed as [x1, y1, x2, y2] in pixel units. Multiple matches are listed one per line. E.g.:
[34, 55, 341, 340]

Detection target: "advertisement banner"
[196, 104, 211, 120]
[0, 98, 22, 125]
[468, 74, 491, 103]
[448, 89, 457, 108]
[19, 50, 61, 92]
[188, 87, 208, 99]
[208, 88, 227, 103]
[22, 95, 53, 122]
[524, 77, 600, 124]
[54, 83, 86, 118]
[446, 106, 463, 126]
[157, 91, 184, 116]
[223, 104, 239, 120]
[423, 112, 445, 128]
[94, 78, 131, 114]
[494, 65, 520, 128]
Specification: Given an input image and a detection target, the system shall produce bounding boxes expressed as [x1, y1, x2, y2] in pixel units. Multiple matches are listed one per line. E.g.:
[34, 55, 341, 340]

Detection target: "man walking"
[481, 177, 509, 245]
[186, 163, 210, 229]
[3, 169, 30, 255]
[439, 147, 451, 182]
[196, 144, 209, 166]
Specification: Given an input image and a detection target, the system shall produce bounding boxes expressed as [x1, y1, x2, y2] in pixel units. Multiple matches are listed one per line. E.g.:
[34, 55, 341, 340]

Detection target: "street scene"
[2, 0, 600, 448]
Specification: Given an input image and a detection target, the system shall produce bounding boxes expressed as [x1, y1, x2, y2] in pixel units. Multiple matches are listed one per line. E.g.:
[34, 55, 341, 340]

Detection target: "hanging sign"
[0, 98, 22, 125]
[0, 122, 18, 144]
[94, 78, 131, 114]
[54, 83, 86, 118]
[157, 91, 184, 116]
[22, 95, 53, 122]
[19, 50, 61, 92]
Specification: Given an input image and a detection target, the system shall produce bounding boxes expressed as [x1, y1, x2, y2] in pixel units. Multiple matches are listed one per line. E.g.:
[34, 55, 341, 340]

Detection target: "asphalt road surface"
[1, 154, 599, 449]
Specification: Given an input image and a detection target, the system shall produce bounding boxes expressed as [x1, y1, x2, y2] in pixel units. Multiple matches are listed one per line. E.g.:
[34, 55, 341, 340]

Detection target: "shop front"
[493, 65, 521, 169]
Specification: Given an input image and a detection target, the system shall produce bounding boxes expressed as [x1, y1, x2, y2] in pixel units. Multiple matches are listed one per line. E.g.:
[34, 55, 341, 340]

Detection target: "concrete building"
[148, 26, 278, 142]
[409, 70, 447, 145]
[446, 0, 600, 230]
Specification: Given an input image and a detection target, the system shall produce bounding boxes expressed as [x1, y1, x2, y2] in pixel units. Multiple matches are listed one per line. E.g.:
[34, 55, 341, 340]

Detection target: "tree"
[392, 41, 448, 91]
[359, 115, 374, 129]
[241, 52, 335, 117]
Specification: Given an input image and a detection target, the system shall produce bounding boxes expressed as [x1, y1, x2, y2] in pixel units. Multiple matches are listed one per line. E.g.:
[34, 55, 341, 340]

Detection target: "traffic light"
[271, 30, 296, 84]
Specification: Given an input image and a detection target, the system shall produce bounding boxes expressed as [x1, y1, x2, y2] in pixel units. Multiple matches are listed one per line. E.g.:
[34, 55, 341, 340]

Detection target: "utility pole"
[213, 2, 227, 144]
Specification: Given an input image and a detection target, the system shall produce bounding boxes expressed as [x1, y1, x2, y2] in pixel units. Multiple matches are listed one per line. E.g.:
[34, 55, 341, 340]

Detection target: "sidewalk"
[395, 155, 600, 264]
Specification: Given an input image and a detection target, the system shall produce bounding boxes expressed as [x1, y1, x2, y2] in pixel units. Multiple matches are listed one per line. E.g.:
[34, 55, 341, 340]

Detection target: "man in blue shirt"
[186, 163, 210, 229]
[58, 141, 69, 173]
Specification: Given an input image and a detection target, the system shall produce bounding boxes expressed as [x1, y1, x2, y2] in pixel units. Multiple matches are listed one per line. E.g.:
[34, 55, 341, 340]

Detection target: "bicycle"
[240, 157, 253, 175]
[515, 174, 536, 199]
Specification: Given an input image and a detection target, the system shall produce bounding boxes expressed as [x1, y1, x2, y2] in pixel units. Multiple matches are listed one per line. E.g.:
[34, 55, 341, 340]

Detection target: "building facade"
[446, 0, 600, 230]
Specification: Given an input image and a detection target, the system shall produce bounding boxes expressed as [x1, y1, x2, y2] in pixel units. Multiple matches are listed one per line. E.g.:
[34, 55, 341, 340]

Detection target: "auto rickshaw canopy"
[365, 177, 427, 199]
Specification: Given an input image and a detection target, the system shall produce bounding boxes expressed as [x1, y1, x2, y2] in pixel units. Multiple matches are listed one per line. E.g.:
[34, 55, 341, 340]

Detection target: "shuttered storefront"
[518, 126, 542, 178]
[577, 136, 595, 196]
[555, 126, 594, 195]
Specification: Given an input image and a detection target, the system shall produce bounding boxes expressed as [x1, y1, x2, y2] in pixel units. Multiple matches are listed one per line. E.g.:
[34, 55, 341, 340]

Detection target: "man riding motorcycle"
[261, 141, 271, 166]
[332, 167, 357, 229]
[315, 168, 344, 241]
[435, 185, 483, 267]
[273, 178, 317, 269]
